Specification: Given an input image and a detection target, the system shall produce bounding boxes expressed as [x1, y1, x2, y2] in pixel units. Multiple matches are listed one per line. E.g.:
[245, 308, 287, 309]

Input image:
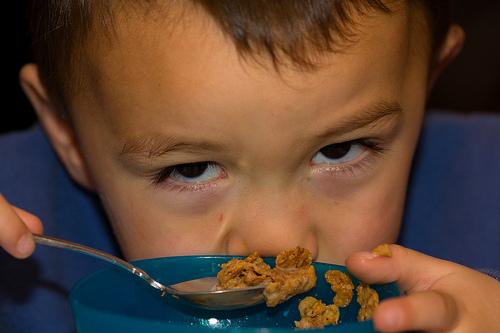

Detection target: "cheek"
[312, 192, 402, 262]
[97, 185, 228, 260]
[310, 170, 406, 262]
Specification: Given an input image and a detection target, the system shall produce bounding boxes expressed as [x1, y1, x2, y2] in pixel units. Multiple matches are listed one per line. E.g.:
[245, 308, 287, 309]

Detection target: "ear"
[19, 64, 95, 191]
[428, 24, 465, 89]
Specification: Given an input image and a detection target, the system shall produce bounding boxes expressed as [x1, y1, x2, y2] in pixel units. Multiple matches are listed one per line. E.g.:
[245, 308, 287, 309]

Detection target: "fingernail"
[372, 244, 392, 257]
[16, 233, 34, 256]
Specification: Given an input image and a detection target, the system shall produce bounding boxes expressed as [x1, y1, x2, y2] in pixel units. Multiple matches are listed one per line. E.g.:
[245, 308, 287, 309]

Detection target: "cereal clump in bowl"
[294, 270, 380, 329]
[294, 296, 340, 329]
[264, 247, 317, 307]
[356, 283, 379, 321]
[324, 270, 354, 307]
[216, 246, 383, 329]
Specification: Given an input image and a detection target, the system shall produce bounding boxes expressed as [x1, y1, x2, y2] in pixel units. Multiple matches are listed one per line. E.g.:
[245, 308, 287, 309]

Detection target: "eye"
[311, 141, 366, 165]
[169, 162, 222, 182]
[152, 161, 224, 184]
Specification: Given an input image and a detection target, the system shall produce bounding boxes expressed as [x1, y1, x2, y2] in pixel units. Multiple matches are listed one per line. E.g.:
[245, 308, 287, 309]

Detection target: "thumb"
[345, 244, 456, 293]
[0, 194, 43, 258]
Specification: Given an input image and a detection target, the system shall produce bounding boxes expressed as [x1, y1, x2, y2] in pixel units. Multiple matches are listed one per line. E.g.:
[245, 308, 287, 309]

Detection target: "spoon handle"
[33, 234, 170, 295]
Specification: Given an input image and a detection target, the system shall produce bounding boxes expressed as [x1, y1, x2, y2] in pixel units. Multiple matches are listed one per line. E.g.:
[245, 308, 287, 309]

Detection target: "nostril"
[222, 229, 319, 260]
[222, 231, 250, 256]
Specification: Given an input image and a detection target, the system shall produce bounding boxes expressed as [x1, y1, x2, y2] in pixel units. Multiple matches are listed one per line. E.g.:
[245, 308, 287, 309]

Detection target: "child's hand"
[346, 244, 500, 332]
[0, 194, 43, 258]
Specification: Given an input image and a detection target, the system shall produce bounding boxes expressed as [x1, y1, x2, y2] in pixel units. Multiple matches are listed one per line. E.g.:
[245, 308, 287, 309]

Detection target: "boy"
[0, 0, 499, 332]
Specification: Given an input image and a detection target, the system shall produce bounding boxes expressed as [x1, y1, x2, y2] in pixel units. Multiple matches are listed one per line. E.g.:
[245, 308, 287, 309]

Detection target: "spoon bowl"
[170, 277, 265, 310]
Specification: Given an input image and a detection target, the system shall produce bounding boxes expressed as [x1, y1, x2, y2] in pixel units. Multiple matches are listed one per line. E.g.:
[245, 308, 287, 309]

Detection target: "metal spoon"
[33, 234, 265, 310]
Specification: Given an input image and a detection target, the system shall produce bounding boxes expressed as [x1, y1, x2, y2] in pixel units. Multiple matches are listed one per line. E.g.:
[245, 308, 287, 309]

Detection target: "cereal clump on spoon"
[216, 246, 316, 307]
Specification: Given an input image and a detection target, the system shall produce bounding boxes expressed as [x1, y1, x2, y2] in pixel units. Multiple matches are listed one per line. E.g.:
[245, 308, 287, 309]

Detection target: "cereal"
[356, 283, 379, 321]
[276, 247, 312, 270]
[264, 247, 317, 307]
[216, 252, 272, 289]
[216, 247, 317, 307]
[324, 270, 354, 307]
[264, 262, 316, 307]
[372, 243, 392, 257]
[294, 296, 339, 329]
[216, 248, 382, 328]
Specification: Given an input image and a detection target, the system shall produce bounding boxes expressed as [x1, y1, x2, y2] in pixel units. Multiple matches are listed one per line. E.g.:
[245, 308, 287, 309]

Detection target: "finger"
[346, 244, 456, 292]
[0, 194, 36, 258]
[373, 290, 459, 333]
[12, 206, 44, 234]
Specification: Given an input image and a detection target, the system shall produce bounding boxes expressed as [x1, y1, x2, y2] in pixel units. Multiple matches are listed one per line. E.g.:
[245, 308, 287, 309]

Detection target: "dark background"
[2, 1, 499, 134]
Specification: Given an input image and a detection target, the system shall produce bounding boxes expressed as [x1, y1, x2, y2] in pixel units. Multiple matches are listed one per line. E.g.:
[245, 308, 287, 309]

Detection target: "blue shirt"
[0, 112, 499, 332]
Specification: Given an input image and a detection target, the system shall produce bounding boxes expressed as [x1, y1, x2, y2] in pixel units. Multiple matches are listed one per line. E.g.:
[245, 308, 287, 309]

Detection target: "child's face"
[66, 5, 430, 262]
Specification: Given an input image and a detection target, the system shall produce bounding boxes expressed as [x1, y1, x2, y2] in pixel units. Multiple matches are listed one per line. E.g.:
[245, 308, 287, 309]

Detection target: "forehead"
[76, 2, 427, 136]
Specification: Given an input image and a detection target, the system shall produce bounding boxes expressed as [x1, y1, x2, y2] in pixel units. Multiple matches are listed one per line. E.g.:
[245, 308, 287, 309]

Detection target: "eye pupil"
[320, 142, 351, 159]
[175, 162, 209, 178]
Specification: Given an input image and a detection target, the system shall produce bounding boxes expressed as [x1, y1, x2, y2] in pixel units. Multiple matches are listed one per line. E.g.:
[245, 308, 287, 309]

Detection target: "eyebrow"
[315, 100, 403, 140]
[120, 136, 228, 159]
[120, 100, 402, 160]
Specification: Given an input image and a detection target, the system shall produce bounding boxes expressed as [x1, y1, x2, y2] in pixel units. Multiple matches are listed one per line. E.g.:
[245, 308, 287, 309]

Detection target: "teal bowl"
[70, 256, 400, 332]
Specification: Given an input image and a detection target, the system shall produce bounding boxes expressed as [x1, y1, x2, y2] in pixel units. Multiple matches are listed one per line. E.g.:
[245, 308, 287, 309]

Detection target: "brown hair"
[28, 0, 450, 114]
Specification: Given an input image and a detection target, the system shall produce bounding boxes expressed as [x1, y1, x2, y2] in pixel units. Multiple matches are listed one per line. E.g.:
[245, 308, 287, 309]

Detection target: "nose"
[219, 190, 318, 259]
